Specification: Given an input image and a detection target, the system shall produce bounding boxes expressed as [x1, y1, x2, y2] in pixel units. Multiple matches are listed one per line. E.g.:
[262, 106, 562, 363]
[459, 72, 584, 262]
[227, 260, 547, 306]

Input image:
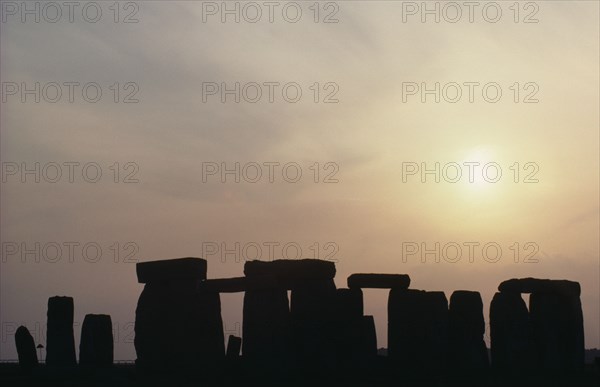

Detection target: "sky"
[1, 1, 599, 360]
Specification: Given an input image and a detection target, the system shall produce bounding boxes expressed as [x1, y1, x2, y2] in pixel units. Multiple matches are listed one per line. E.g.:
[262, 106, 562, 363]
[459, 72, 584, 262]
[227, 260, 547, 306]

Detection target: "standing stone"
[242, 288, 291, 362]
[226, 336, 242, 358]
[243, 259, 338, 372]
[361, 315, 378, 359]
[448, 291, 489, 372]
[79, 314, 113, 366]
[388, 289, 448, 371]
[15, 326, 38, 369]
[494, 278, 585, 374]
[332, 288, 365, 367]
[290, 278, 337, 370]
[290, 278, 337, 320]
[135, 258, 224, 372]
[490, 292, 532, 373]
[46, 296, 76, 366]
[424, 291, 449, 371]
[334, 288, 364, 319]
[530, 292, 584, 373]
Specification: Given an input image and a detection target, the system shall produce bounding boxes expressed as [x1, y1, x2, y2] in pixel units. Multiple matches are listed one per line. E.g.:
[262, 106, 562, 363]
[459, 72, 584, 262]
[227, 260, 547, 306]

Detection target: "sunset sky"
[1, 1, 598, 360]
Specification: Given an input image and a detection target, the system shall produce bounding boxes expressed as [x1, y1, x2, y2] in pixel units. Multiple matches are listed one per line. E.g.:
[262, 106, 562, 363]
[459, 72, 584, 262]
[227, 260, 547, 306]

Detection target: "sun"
[460, 148, 497, 190]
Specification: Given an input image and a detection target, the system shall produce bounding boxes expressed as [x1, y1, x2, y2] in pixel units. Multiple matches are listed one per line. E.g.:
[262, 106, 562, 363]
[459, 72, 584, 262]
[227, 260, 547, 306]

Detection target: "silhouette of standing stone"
[135, 258, 224, 372]
[291, 278, 337, 370]
[46, 296, 76, 367]
[388, 289, 448, 371]
[333, 289, 365, 367]
[334, 288, 363, 319]
[15, 326, 38, 369]
[79, 314, 113, 366]
[243, 259, 338, 372]
[242, 288, 291, 362]
[226, 335, 242, 358]
[361, 315, 378, 358]
[347, 273, 410, 289]
[493, 278, 584, 374]
[448, 291, 489, 372]
[490, 292, 532, 374]
[530, 291, 584, 373]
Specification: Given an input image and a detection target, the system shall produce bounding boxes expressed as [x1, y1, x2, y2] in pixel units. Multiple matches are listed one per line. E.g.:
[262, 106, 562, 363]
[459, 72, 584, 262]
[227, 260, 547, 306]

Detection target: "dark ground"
[1, 360, 599, 387]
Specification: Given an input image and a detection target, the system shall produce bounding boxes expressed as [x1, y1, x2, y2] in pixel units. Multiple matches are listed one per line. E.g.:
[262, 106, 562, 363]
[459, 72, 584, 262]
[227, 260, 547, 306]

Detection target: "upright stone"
[448, 291, 489, 372]
[361, 315, 378, 359]
[290, 278, 337, 370]
[242, 288, 291, 363]
[243, 259, 337, 372]
[226, 336, 242, 358]
[530, 292, 584, 373]
[496, 277, 584, 374]
[388, 289, 448, 371]
[15, 326, 38, 369]
[489, 292, 532, 373]
[135, 258, 224, 372]
[46, 296, 76, 366]
[79, 314, 114, 366]
[334, 288, 364, 320]
[332, 288, 365, 367]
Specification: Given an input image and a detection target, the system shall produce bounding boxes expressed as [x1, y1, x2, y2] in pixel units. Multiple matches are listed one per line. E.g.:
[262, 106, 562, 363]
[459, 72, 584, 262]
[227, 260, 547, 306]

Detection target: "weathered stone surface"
[489, 292, 532, 373]
[499, 278, 580, 297]
[530, 292, 585, 373]
[15, 326, 38, 369]
[46, 296, 76, 367]
[388, 289, 448, 371]
[226, 335, 242, 358]
[347, 274, 410, 289]
[135, 281, 224, 371]
[242, 289, 291, 361]
[79, 314, 113, 366]
[136, 257, 207, 283]
[244, 259, 336, 282]
[448, 291, 489, 371]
